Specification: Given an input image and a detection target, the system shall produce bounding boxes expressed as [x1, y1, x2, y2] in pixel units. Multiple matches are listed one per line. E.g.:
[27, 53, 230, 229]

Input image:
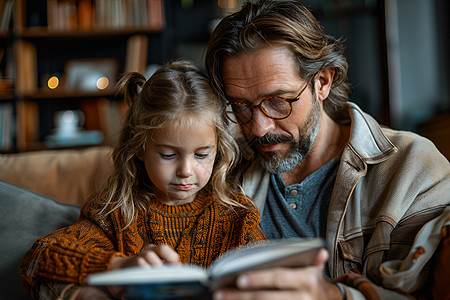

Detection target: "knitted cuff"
[334, 273, 381, 300]
[80, 248, 123, 284]
[334, 282, 347, 300]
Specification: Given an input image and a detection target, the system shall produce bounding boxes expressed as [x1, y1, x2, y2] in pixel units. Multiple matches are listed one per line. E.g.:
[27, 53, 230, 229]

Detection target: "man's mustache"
[250, 134, 293, 146]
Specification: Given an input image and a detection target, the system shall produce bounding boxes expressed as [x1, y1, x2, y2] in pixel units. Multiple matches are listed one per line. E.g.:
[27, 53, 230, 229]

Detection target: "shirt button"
[290, 190, 298, 195]
[289, 202, 297, 209]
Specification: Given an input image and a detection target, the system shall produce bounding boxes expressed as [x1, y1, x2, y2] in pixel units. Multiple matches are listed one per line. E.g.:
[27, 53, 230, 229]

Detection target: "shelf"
[18, 89, 118, 100]
[0, 92, 14, 100]
[15, 27, 163, 39]
[6, 0, 166, 152]
[0, 78, 14, 100]
[0, 32, 12, 39]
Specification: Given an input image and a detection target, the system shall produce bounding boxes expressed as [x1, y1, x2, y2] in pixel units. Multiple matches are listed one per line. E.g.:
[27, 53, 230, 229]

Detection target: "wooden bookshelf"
[2, 0, 165, 152]
[0, 0, 14, 152]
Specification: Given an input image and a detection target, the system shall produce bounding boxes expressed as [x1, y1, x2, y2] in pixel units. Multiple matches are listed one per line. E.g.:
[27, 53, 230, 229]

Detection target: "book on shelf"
[124, 34, 148, 74]
[91, 0, 164, 31]
[0, 102, 13, 151]
[14, 40, 37, 96]
[16, 101, 39, 151]
[47, 0, 58, 31]
[0, 77, 13, 98]
[46, 0, 163, 31]
[0, 0, 14, 34]
[87, 237, 325, 300]
[77, 0, 93, 30]
[65, 0, 79, 31]
[147, 0, 164, 30]
[80, 98, 124, 145]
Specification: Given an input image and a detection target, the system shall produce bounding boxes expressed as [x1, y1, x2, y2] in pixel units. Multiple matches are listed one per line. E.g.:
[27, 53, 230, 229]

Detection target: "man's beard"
[250, 99, 320, 173]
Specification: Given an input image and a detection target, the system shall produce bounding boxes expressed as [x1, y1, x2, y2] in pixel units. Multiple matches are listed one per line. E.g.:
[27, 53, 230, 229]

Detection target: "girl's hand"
[107, 244, 180, 298]
[109, 244, 180, 270]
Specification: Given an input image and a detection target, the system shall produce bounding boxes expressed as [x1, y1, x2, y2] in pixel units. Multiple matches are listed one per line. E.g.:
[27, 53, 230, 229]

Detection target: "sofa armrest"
[0, 146, 113, 206]
[0, 180, 81, 300]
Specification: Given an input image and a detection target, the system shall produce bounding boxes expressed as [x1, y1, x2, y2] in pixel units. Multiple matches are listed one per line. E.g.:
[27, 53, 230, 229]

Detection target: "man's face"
[222, 45, 321, 173]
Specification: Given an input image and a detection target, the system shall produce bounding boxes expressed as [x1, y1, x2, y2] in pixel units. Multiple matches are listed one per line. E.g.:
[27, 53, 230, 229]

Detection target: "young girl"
[20, 61, 266, 299]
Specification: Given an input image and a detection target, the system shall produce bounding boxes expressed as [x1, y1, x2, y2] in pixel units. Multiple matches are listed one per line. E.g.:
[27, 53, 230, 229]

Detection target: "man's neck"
[281, 112, 349, 185]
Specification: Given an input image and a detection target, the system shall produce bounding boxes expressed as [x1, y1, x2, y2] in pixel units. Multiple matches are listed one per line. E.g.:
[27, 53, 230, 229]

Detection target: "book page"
[87, 265, 210, 300]
[87, 265, 207, 285]
[209, 238, 325, 289]
[86, 238, 325, 298]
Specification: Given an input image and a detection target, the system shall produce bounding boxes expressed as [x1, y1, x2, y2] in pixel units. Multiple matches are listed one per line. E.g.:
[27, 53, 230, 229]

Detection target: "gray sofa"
[0, 181, 80, 300]
[0, 146, 113, 299]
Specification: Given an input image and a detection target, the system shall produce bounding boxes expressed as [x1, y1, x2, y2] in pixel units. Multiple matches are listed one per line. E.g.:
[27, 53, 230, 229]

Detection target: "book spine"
[124, 34, 148, 74]
[77, 0, 93, 30]
[0, 0, 13, 33]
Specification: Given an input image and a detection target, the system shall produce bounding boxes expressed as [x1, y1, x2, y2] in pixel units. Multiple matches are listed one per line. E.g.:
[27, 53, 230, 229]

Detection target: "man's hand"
[212, 248, 344, 300]
[109, 244, 180, 270]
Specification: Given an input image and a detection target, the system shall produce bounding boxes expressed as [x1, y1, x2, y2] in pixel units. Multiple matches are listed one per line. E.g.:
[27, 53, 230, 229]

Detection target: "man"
[205, 0, 450, 299]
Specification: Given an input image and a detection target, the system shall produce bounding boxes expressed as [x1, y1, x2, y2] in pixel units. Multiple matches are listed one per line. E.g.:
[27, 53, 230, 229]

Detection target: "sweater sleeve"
[231, 195, 268, 247]
[19, 194, 125, 296]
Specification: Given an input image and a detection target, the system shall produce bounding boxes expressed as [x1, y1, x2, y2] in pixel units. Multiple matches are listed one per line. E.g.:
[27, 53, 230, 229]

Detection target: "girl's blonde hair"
[102, 61, 244, 228]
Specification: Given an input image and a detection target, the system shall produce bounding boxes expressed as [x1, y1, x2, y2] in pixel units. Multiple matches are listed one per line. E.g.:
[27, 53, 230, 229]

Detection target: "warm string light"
[96, 77, 109, 90]
[47, 75, 109, 90]
[47, 75, 59, 89]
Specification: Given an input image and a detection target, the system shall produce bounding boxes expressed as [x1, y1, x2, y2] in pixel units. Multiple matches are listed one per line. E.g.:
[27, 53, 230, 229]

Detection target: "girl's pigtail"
[117, 72, 146, 107]
[100, 72, 148, 227]
[117, 72, 147, 137]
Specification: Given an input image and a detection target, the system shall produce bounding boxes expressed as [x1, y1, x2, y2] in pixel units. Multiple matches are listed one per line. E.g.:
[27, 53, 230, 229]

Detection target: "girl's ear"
[130, 130, 144, 161]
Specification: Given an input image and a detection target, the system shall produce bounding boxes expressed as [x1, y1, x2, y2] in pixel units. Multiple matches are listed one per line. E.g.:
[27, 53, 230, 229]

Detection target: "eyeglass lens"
[226, 97, 292, 124]
[226, 103, 251, 124]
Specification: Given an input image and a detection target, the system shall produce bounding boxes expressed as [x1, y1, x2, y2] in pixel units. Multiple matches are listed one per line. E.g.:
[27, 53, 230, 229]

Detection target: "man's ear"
[314, 68, 335, 101]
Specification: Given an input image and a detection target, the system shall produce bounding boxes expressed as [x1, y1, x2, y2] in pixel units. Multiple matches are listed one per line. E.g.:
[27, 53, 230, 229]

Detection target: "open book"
[87, 238, 325, 300]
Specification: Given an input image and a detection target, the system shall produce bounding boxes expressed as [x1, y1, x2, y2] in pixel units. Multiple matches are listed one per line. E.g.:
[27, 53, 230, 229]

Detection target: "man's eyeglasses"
[225, 73, 316, 125]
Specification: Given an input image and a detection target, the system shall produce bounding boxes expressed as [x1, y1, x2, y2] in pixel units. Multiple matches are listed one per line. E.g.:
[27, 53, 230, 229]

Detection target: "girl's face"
[140, 119, 218, 205]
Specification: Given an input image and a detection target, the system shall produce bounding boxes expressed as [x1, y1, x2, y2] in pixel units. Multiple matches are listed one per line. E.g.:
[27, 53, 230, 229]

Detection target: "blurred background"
[0, 0, 449, 158]
[171, 0, 449, 131]
[170, 0, 450, 158]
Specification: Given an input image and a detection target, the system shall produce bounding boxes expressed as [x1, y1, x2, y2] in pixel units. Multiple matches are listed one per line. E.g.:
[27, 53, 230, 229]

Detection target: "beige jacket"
[239, 103, 450, 299]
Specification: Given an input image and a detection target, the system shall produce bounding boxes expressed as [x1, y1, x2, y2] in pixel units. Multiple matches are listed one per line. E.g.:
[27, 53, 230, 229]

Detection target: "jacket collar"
[240, 102, 398, 164]
[343, 102, 398, 164]
[238, 102, 398, 213]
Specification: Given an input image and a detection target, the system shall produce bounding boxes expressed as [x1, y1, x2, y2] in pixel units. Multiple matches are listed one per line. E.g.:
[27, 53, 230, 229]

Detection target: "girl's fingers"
[144, 244, 180, 264]
[139, 250, 165, 266]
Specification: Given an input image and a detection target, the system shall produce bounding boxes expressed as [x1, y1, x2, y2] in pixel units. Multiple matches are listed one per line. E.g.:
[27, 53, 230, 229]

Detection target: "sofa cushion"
[0, 146, 113, 206]
[0, 180, 81, 300]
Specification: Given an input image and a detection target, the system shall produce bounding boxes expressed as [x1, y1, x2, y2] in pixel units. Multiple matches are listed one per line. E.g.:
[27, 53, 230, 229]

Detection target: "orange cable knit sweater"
[20, 190, 266, 295]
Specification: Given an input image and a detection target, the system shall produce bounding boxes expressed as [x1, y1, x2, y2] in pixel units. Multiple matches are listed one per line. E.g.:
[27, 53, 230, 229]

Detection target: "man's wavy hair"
[205, 0, 350, 119]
